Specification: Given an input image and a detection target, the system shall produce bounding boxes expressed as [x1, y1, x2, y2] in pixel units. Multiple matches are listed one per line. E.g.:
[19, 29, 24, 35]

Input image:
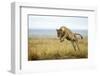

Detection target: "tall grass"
[28, 37, 88, 60]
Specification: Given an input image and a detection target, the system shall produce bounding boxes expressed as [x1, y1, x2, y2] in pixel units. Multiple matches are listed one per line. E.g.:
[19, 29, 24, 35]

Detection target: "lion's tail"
[74, 33, 83, 39]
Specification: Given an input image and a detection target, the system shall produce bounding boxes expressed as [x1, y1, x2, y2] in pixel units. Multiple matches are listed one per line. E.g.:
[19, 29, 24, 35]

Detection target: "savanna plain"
[28, 37, 88, 61]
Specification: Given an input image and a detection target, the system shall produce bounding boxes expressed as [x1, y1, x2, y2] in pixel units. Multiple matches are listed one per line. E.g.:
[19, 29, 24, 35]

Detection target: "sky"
[29, 15, 88, 30]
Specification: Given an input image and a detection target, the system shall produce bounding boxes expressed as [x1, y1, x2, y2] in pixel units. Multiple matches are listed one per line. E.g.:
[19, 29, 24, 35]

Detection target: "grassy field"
[28, 37, 88, 61]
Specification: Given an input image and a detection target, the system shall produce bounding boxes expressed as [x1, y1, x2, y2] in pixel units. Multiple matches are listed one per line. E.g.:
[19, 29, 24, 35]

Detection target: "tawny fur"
[56, 26, 83, 51]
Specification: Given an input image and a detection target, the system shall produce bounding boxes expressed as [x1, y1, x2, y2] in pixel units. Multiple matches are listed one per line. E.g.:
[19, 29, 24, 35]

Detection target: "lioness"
[56, 26, 83, 51]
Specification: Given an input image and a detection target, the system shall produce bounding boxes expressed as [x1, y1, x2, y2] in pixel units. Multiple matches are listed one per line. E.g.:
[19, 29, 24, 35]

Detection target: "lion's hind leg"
[75, 40, 81, 51]
[71, 41, 77, 51]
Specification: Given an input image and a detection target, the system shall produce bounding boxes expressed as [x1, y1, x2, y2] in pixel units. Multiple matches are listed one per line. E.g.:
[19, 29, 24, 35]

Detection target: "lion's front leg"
[60, 35, 66, 42]
[60, 38, 64, 42]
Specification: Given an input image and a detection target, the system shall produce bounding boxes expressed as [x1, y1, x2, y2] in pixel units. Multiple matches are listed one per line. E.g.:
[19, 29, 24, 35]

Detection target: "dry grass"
[28, 37, 88, 61]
